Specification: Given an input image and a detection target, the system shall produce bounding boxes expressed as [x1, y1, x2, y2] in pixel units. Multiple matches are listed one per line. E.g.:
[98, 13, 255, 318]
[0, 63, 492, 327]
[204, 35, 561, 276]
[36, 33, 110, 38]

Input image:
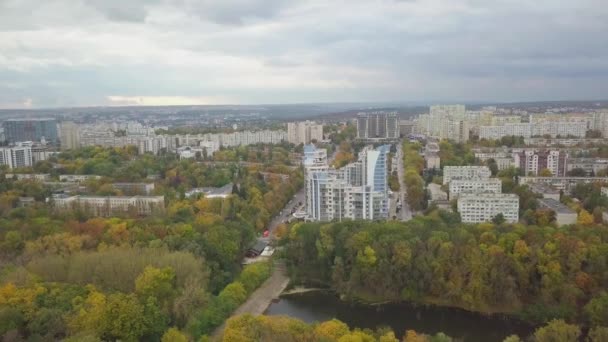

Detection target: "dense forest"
[221, 314, 608, 342]
[0, 145, 301, 340]
[282, 212, 608, 329]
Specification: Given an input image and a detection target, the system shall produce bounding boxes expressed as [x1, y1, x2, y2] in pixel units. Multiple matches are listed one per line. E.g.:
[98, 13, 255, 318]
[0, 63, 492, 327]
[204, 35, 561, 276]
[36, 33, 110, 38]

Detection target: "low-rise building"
[527, 183, 561, 201]
[185, 183, 234, 199]
[519, 177, 608, 193]
[59, 174, 102, 182]
[457, 193, 519, 223]
[5, 173, 50, 181]
[449, 178, 502, 200]
[425, 152, 441, 170]
[112, 183, 155, 195]
[538, 198, 577, 226]
[53, 195, 164, 216]
[443, 166, 491, 185]
[602, 187, 608, 197]
[427, 183, 450, 210]
[566, 158, 608, 176]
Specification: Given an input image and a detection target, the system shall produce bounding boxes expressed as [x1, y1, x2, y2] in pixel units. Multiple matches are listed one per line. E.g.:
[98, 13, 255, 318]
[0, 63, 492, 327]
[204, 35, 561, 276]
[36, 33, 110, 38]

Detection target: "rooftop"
[538, 198, 576, 214]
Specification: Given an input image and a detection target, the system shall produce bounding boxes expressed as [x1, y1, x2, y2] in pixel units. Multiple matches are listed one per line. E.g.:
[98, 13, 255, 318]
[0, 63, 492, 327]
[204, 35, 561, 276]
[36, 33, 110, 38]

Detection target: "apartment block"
[3, 118, 58, 144]
[513, 150, 567, 177]
[59, 121, 80, 150]
[479, 122, 587, 140]
[442, 166, 491, 185]
[0, 145, 33, 169]
[449, 178, 502, 199]
[356, 112, 399, 140]
[305, 145, 390, 221]
[457, 193, 519, 223]
[287, 121, 324, 145]
[53, 195, 164, 216]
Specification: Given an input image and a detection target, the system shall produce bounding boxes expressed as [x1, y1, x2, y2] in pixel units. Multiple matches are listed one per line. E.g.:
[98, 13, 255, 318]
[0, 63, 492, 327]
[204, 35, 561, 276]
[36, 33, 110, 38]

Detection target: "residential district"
[4, 102, 608, 341]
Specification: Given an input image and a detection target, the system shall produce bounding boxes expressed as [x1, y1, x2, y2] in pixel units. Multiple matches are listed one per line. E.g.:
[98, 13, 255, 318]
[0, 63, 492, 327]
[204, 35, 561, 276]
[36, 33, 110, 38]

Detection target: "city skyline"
[1, 0, 608, 109]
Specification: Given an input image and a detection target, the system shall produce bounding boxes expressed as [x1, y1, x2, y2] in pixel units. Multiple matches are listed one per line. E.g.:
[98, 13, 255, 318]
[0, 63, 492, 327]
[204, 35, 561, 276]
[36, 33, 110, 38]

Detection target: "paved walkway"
[212, 262, 289, 340]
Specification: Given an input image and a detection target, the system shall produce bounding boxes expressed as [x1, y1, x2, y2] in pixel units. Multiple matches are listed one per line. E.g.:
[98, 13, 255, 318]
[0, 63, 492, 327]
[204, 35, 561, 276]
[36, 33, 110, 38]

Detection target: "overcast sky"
[1, 0, 607, 109]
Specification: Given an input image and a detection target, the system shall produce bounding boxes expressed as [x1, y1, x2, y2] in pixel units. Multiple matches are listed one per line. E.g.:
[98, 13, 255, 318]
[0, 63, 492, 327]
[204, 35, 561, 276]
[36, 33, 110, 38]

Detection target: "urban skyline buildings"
[356, 112, 399, 140]
[304, 144, 390, 222]
[287, 121, 324, 145]
[3, 118, 58, 144]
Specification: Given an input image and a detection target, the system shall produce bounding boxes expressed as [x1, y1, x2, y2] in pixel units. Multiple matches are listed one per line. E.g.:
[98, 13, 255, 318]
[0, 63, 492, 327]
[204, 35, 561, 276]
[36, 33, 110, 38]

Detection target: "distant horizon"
[1, 98, 608, 113]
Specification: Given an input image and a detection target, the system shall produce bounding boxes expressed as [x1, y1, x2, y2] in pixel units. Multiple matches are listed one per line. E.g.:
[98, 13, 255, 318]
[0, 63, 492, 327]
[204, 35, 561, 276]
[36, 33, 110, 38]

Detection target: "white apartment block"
[287, 121, 324, 145]
[479, 122, 587, 140]
[491, 115, 521, 126]
[426, 105, 466, 138]
[449, 178, 502, 200]
[457, 193, 519, 223]
[53, 195, 164, 216]
[442, 166, 491, 185]
[0, 145, 33, 169]
[439, 119, 469, 142]
[305, 145, 390, 222]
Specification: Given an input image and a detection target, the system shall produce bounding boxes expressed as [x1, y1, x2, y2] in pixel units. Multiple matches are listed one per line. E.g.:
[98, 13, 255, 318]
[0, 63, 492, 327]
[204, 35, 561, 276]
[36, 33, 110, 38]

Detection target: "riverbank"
[212, 261, 289, 340]
[266, 291, 537, 342]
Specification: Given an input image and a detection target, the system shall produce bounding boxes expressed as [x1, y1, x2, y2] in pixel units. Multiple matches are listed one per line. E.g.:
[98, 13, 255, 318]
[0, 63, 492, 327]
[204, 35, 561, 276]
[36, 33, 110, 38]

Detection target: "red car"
[263, 230, 270, 237]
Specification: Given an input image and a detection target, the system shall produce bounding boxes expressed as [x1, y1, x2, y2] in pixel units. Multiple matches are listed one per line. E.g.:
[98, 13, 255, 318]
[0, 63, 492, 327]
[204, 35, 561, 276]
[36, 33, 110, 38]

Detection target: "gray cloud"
[0, 0, 607, 108]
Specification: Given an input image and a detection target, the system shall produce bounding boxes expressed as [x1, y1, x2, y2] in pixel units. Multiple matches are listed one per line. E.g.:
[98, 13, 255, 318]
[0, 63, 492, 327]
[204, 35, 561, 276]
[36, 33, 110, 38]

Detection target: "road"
[395, 141, 413, 221]
[211, 262, 289, 341]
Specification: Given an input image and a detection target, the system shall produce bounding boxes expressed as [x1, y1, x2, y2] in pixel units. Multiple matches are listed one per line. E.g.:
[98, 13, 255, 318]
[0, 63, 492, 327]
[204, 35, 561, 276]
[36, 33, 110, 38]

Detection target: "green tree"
[587, 326, 608, 342]
[533, 319, 580, 342]
[162, 327, 189, 342]
[584, 292, 608, 326]
[135, 266, 176, 304]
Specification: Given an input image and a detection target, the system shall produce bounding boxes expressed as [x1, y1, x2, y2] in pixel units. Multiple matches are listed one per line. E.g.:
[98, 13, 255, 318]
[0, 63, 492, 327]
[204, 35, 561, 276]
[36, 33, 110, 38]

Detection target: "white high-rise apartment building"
[449, 178, 502, 199]
[429, 105, 465, 137]
[59, 121, 81, 150]
[0, 145, 33, 169]
[305, 145, 390, 221]
[287, 121, 324, 145]
[457, 193, 519, 223]
[442, 166, 491, 185]
[479, 122, 587, 140]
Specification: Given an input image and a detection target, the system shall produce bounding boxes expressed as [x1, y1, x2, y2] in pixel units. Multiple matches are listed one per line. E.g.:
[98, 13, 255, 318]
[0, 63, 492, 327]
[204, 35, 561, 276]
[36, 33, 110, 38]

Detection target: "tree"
[314, 319, 350, 340]
[584, 292, 608, 326]
[492, 213, 506, 225]
[135, 266, 176, 304]
[587, 327, 608, 342]
[533, 319, 580, 342]
[539, 168, 553, 177]
[162, 328, 189, 342]
[578, 209, 594, 226]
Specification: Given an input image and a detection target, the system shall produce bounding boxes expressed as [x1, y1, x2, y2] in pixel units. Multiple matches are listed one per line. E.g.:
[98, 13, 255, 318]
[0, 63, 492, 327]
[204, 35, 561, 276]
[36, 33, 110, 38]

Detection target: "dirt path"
[211, 262, 289, 340]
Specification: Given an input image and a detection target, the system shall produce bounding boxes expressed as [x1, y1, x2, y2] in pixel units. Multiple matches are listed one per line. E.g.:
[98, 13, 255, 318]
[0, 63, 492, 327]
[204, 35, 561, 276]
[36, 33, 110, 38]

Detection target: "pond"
[265, 291, 535, 342]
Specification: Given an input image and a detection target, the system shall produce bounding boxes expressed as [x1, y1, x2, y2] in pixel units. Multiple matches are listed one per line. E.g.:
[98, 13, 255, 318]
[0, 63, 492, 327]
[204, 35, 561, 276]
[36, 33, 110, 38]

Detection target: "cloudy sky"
[1, 0, 607, 109]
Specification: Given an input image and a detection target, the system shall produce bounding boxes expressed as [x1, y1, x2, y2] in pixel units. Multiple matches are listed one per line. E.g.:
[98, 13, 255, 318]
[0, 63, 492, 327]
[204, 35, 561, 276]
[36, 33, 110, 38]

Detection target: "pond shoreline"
[268, 288, 537, 342]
